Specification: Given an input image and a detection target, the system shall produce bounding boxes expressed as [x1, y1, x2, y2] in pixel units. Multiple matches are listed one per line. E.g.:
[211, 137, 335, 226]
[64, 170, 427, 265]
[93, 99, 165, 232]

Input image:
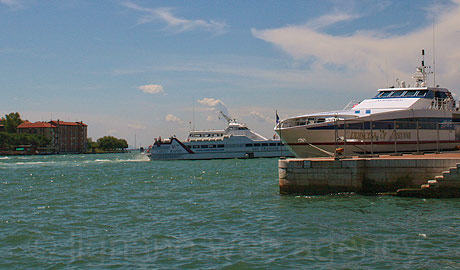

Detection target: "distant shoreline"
[0, 150, 131, 156]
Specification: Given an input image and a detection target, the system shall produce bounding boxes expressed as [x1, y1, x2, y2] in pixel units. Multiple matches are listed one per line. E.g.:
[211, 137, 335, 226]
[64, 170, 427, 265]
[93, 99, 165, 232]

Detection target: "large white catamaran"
[147, 112, 291, 160]
[275, 51, 460, 157]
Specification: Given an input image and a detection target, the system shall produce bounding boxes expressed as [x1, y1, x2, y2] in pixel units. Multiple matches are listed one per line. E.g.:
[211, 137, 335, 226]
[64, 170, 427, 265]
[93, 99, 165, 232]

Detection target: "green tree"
[86, 138, 98, 152]
[2, 112, 24, 133]
[0, 132, 49, 150]
[96, 136, 128, 151]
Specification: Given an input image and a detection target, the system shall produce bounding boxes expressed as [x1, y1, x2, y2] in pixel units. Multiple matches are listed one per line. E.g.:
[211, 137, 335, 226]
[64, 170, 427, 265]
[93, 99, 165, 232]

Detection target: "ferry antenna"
[433, 17, 436, 87]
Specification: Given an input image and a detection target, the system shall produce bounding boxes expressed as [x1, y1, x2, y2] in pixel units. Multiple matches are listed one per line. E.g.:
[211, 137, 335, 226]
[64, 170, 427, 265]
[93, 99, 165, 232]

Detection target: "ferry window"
[217, 144, 224, 148]
[296, 118, 306, 126]
[209, 145, 216, 148]
[307, 118, 315, 125]
[246, 144, 253, 147]
[201, 145, 208, 148]
[191, 145, 199, 149]
[254, 143, 261, 147]
[262, 143, 268, 146]
[269, 143, 277, 146]
[390, 90, 404, 97]
[435, 91, 447, 99]
[277, 142, 284, 146]
[417, 90, 427, 97]
[404, 90, 417, 96]
[317, 118, 325, 123]
[379, 91, 392, 97]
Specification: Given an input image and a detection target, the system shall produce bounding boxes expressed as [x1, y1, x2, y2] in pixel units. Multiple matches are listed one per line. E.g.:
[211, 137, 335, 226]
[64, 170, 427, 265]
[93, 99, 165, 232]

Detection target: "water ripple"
[1, 153, 459, 269]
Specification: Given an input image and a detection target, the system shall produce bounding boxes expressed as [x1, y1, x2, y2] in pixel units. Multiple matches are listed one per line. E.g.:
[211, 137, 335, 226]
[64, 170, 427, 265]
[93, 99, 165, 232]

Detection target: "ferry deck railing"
[328, 119, 460, 158]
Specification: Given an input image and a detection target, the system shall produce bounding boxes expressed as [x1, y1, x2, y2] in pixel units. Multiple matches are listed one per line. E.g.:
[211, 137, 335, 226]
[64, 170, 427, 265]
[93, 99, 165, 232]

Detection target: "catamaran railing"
[329, 119, 460, 157]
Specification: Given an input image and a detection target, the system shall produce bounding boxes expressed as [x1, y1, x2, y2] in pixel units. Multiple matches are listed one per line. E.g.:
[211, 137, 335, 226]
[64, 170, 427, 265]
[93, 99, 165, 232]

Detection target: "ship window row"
[189, 133, 223, 138]
[190, 144, 225, 149]
[246, 143, 283, 147]
[281, 117, 326, 128]
[190, 143, 283, 149]
[375, 90, 429, 98]
[333, 118, 454, 130]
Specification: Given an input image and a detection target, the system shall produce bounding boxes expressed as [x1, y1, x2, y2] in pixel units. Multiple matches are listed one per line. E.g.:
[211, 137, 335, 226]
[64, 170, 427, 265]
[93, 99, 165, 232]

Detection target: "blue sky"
[1, 0, 459, 147]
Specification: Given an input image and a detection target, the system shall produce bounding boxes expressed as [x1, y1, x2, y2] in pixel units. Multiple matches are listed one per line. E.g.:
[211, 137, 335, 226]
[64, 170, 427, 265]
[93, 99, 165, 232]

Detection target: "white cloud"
[0, 0, 22, 8]
[251, 0, 460, 91]
[197, 98, 230, 121]
[250, 111, 273, 123]
[306, 12, 360, 30]
[165, 114, 182, 124]
[139, 84, 164, 94]
[122, 1, 227, 34]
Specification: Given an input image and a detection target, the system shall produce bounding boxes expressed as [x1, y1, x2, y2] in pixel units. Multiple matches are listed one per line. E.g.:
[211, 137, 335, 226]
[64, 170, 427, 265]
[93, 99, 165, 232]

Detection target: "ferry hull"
[148, 149, 286, 160]
[278, 126, 460, 157]
[147, 137, 292, 160]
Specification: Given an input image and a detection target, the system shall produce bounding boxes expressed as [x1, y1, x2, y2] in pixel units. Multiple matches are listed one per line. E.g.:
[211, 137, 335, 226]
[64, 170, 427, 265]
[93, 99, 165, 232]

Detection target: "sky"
[1, 0, 460, 147]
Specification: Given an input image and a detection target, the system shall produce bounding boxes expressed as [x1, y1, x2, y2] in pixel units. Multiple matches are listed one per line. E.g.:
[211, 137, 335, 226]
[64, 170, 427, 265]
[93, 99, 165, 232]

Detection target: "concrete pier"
[279, 153, 460, 198]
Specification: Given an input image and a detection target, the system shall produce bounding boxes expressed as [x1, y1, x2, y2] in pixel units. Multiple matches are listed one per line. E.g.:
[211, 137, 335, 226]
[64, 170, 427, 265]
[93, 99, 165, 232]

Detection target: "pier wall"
[279, 156, 460, 195]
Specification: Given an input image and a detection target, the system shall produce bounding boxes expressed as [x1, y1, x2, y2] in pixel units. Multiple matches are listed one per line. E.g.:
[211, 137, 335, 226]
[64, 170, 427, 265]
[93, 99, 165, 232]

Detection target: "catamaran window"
[435, 91, 447, 99]
[416, 90, 427, 97]
[390, 90, 405, 97]
[262, 143, 268, 146]
[269, 143, 277, 146]
[295, 118, 306, 126]
[404, 90, 417, 96]
[191, 145, 199, 149]
[254, 143, 261, 147]
[317, 118, 325, 123]
[277, 142, 283, 146]
[307, 118, 315, 125]
[378, 91, 393, 97]
[201, 145, 208, 148]
[209, 145, 216, 148]
[217, 144, 224, 148]
[246, 144, 253, 147]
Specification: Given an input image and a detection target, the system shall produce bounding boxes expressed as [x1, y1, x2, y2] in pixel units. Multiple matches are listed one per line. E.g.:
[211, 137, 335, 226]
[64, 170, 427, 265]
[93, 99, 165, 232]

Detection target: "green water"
[1, 153, 459, 269]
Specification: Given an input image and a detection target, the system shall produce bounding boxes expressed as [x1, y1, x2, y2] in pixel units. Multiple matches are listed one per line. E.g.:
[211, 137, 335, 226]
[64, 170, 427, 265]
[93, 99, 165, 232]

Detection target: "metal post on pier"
[343, 119, 347, 155]
[334, 119, 338, 154]
[370, 119, 374, 155]
[436, 121, 440, 153]
[416, 120, 420, 153]
[362, 120, 366, 155]
[394, 120, 397, 154]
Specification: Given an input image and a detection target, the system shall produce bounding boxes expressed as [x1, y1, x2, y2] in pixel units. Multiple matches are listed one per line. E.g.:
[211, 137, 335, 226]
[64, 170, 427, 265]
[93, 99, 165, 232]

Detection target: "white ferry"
[276, 51, 460, 157]
[147, 112, 291, 160]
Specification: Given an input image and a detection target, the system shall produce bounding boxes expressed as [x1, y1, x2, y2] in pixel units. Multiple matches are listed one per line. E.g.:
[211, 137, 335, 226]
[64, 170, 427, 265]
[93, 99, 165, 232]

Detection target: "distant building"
[0, 119, 4, 132]
[17, 120, 88, 153]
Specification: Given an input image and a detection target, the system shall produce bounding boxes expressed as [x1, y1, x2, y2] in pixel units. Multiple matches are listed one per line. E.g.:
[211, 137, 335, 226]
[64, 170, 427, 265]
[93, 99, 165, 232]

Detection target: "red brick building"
[17, 120, 87, 153]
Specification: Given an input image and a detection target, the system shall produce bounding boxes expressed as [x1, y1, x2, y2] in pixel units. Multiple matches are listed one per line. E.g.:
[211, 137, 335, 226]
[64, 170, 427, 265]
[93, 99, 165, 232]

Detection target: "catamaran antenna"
[422, 49, 425, 68]
[433, 17, 436, 87]
[192, 100, 195, 131]
[219, 111, 232, 124]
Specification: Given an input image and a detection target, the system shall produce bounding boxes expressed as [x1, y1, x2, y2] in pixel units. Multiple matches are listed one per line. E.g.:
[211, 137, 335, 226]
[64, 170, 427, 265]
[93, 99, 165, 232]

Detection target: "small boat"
[147, 112, 291, 160]
[275, 50, 460, 157]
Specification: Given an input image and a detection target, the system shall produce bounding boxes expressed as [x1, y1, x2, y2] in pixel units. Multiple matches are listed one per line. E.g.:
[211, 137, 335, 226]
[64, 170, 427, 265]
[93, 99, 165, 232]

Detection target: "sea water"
[0, 153, 459, 269]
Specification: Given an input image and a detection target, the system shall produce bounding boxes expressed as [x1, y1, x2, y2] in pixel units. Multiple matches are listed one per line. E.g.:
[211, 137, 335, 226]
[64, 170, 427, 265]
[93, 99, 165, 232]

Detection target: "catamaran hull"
[147, 137, 291, 160]
[278, 125, 460, 157]
[147, 150, 286, 160]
